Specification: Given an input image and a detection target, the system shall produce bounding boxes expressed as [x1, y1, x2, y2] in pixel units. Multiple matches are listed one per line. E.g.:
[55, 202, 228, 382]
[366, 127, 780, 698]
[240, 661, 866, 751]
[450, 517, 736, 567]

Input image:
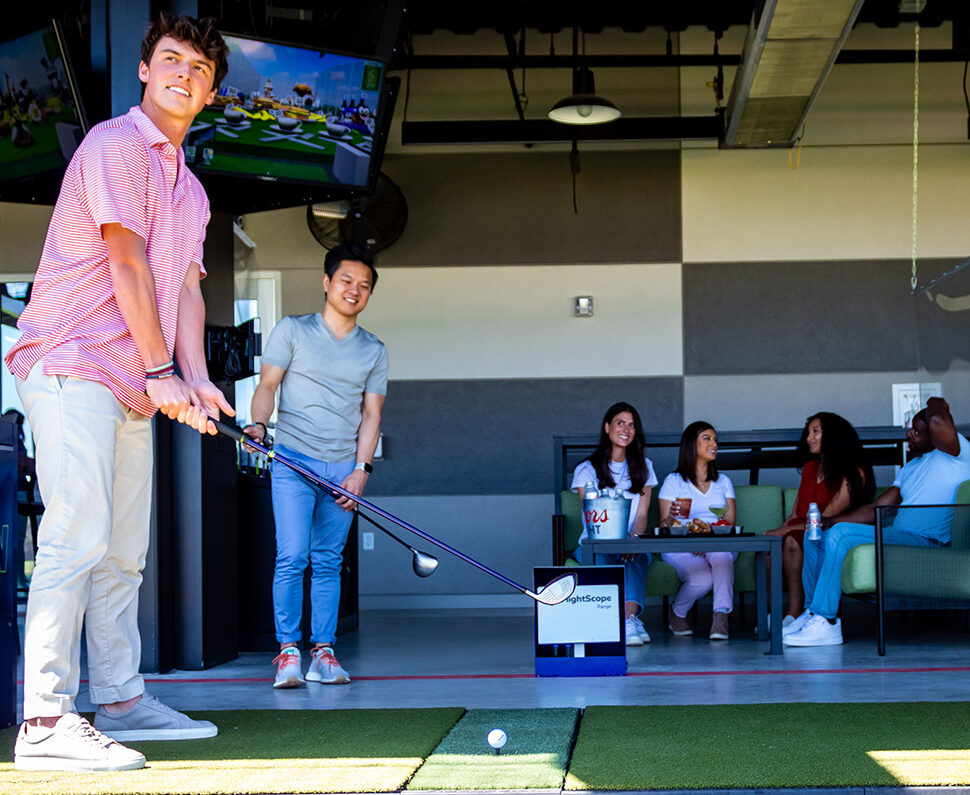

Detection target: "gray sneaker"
[94, 693, 217, 741]
[14, 713, 146, 771]
[305, 646, 351, 684]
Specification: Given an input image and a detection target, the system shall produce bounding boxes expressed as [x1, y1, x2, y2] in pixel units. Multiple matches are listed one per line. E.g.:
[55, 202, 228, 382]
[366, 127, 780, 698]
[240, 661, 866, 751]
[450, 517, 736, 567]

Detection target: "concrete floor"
[16, 602, 969, 718]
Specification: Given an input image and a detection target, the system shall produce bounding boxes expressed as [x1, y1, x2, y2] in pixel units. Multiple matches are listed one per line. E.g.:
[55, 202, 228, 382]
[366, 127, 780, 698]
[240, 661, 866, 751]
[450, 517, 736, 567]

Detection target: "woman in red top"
[766, 412, 874, 624]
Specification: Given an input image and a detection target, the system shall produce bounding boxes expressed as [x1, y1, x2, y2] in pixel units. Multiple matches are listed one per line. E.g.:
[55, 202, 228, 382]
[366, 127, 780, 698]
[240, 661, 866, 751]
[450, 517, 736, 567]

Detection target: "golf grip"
[212, 419, 530, 595]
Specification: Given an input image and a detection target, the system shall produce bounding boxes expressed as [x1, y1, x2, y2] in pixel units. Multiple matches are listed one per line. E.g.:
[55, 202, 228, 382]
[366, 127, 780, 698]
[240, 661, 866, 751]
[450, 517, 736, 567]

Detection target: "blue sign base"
[535, 655, 627, 677]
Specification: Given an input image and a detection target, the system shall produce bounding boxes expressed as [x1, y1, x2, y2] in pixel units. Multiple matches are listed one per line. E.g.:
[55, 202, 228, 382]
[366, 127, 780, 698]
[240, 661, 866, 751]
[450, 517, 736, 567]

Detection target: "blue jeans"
[580, 544, 652, 612]
[271, 445, 355, 645]
[802, 521, 937, 619]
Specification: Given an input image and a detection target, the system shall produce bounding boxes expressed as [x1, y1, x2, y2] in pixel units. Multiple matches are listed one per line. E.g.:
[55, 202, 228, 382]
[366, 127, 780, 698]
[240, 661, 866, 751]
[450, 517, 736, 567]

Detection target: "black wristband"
[253, 422, 268, 440]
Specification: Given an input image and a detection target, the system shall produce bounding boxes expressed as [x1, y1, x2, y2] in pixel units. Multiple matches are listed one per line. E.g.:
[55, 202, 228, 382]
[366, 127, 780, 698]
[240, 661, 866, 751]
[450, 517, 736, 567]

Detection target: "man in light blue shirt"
[785, 397, 970, 647]
[244, 243, 388, 686]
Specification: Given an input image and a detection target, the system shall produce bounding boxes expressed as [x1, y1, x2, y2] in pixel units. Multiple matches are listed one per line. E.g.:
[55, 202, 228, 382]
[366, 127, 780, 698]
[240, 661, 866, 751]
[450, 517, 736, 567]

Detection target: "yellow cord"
[788, 141, 802, 170]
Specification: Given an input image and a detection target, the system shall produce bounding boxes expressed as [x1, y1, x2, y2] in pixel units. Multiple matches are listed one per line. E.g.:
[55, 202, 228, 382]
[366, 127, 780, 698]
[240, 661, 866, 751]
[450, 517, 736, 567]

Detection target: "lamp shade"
[547, 67, 621, 125]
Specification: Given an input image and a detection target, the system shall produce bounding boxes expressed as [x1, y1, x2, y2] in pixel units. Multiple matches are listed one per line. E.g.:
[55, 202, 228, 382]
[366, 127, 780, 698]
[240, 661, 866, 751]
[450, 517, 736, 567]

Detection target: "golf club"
[216, 420, 576, 605]
[356, 510, 439, 578]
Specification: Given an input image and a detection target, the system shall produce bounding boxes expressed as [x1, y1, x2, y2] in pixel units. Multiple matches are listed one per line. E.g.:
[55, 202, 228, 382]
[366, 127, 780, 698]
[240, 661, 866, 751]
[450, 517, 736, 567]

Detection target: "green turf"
[407, 708, 579, 791]
[564, 702, 970, 790]
[1, 708, 463, 795]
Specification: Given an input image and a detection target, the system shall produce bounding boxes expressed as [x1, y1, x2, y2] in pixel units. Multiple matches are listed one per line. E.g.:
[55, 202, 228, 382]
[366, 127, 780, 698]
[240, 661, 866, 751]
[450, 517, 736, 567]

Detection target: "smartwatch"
[354, 462, 373, 475]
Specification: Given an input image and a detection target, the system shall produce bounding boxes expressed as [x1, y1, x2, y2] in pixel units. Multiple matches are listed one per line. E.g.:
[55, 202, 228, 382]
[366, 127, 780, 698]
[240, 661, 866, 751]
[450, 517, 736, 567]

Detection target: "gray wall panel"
[380, 150, 681, 266]
[369, 376, 683, 496]
[357, 494, 553, 597]
[683, 260, 934, 375]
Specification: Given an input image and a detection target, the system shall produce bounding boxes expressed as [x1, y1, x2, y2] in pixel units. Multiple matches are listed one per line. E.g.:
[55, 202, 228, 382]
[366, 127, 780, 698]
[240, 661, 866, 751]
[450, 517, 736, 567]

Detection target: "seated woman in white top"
[658, 421, 737, 641]
[571, 402, 658, 647]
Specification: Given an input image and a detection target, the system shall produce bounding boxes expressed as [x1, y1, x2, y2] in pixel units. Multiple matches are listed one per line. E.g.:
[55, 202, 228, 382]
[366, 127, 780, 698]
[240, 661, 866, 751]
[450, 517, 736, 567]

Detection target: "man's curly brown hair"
[141, 13, 229, 91]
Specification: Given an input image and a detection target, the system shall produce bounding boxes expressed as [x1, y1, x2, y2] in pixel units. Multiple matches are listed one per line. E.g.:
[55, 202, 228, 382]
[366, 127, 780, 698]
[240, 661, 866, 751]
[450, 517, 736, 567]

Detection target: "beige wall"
[681, 144, 970, 263]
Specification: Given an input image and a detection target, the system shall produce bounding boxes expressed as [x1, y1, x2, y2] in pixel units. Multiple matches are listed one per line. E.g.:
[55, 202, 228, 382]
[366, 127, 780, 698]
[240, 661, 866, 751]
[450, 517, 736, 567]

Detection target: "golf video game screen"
[0, 25, 86, 189]
[185, 34, 385, 189]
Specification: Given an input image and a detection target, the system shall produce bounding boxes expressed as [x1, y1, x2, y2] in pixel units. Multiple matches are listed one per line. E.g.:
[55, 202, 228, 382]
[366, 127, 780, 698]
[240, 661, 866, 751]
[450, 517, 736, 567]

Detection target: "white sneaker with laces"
[306, 646, 351, 684]
[624, 616, 644, 646]
[273, 647, 306, 689]
[782, 610, 812, 637]
[633, 615, 651, 643]
[94, 693, 218, 741]
[14, 713, 146, 771]
[782, 614, 843, 647]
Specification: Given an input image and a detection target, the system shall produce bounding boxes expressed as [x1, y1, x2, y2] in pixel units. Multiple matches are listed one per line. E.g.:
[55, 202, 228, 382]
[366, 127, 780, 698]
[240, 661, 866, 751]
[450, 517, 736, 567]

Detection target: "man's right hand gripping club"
[147, 373, 234, 435]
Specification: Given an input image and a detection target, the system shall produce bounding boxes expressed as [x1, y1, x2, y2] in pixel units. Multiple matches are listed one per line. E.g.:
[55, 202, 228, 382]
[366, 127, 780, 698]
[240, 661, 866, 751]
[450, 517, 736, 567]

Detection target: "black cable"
[570, 140, 580, 214]
[963, 61, 970, 140]
[963, 61, 969, 114]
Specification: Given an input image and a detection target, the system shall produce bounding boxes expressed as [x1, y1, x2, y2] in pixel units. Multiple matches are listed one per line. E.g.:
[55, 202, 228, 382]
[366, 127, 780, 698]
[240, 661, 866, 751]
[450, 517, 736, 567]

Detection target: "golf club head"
[412, 549, 439, 577]
[531, 573, 578, 605]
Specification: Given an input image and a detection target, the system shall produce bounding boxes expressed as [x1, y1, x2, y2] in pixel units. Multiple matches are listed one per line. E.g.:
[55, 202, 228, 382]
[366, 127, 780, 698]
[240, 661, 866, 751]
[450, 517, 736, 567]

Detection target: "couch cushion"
[734, 485, 784, 593]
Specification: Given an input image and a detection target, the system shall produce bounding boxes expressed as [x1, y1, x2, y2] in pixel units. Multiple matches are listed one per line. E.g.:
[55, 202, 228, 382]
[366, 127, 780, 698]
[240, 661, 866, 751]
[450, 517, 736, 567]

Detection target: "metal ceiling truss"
[723, 0, 867, 147]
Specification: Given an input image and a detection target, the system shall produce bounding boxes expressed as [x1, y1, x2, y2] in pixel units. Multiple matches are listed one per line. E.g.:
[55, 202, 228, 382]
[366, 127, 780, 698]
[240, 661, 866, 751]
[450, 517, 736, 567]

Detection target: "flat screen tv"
[0, 21, 88, 204]
[184, 34, 396, 212]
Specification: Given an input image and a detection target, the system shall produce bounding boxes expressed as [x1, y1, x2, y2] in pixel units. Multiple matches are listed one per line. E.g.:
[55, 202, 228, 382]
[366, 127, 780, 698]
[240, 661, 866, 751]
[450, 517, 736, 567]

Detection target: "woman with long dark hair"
[658, 421, 737, 640]
[767, 412, 874, 626]
[571, 402, 658, 646]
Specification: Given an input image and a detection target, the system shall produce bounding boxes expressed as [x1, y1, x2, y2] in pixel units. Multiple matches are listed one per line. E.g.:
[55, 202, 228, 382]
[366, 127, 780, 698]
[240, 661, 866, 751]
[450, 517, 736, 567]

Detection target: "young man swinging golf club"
[8, 14, 232, 771]
[243, 242, 387, 688]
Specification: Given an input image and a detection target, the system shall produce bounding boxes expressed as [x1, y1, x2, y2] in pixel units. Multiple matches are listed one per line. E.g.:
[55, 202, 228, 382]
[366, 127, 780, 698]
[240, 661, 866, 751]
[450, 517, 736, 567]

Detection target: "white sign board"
[536, 584, 621, 644]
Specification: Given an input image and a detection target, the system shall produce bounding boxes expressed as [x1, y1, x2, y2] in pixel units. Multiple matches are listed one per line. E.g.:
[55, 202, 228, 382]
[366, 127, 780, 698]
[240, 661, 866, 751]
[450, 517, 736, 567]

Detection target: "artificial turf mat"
[407, 708, 579, 791]
[564, 702, 970, 790]
[1, 708, 463, 795]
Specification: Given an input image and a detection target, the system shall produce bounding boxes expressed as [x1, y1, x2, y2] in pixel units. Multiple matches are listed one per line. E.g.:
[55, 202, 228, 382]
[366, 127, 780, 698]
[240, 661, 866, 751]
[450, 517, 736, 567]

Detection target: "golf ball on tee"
[487, 728, 507, 750]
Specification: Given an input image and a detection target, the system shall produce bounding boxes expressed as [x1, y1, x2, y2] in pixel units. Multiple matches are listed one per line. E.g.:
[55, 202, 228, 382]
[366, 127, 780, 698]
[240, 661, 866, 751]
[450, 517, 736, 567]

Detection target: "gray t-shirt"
[261, 313, 388, 462]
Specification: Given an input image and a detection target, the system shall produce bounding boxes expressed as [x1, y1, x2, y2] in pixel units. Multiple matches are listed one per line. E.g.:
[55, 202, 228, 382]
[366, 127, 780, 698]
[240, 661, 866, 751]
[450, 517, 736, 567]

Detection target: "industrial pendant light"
[548, 66, 621, 125]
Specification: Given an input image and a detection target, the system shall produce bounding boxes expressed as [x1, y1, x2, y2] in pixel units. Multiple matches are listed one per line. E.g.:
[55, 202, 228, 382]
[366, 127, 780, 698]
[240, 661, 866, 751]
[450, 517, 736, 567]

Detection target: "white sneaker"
[273, 647, 305, 689]
[782, 610, 812, 637]
[306, 646, 351, 684]
[783, 614, 843, 647]
[633, 615, 651, 643]
[14, 713, 145, 771]
[782, 614, 795, 628]
[624, 616, 645, 646]
[94, 693, 218, 741]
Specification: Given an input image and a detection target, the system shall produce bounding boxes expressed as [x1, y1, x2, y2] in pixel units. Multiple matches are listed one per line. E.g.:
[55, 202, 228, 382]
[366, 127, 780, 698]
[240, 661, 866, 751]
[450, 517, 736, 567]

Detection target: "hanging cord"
[518, 29, 528, 111]
[911, 23, 920, 293]
[402, 32, 413, 123]
[788, 131, 803, 169]
[570, 140, 580, 214]
[963, 61, 970, 139]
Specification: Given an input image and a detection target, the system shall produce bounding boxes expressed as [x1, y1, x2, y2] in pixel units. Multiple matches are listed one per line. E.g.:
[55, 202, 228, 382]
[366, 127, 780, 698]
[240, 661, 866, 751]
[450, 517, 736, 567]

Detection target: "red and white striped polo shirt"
[5, 106, 209, 416]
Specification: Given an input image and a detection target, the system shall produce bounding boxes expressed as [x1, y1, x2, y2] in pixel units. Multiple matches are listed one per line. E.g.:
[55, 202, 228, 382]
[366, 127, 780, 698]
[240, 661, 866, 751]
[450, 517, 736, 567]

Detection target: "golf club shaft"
[217, 421, 533, 597]
[356, 508, 423, 555]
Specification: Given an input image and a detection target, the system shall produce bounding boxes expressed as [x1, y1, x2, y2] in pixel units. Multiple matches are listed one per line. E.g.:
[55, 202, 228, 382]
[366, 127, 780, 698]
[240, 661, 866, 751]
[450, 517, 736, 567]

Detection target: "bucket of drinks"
[582, 482, 631, 540]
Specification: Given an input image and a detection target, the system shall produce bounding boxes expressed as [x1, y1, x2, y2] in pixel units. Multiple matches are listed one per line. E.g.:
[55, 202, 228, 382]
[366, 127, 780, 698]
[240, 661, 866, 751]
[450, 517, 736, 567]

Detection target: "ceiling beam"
[395, 48, 962, 71]
[723, 0, 867, 148]
[401, 116, 724, 145]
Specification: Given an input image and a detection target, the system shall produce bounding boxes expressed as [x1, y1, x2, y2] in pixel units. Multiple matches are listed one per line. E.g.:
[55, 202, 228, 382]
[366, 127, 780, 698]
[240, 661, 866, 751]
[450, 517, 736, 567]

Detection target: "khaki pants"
[18, 363, 152, 718]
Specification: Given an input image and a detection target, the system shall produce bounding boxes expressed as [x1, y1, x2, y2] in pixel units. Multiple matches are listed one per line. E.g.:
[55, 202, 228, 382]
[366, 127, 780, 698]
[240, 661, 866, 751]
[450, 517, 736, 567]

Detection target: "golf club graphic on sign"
[215, 422, 576, 605]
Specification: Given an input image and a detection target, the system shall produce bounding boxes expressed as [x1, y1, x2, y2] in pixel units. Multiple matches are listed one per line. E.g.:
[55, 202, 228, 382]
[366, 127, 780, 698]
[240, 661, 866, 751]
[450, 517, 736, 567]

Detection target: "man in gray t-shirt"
[244, 243, 387, 688]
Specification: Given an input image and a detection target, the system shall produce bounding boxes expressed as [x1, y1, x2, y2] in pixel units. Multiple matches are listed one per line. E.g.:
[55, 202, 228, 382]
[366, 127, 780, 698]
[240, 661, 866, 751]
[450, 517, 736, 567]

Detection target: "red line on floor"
[17, 666, 968, 687]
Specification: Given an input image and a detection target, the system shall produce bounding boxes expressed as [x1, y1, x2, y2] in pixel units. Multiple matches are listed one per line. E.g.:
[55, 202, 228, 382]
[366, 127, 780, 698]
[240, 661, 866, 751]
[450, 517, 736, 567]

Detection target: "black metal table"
[582, 533, 784, 654]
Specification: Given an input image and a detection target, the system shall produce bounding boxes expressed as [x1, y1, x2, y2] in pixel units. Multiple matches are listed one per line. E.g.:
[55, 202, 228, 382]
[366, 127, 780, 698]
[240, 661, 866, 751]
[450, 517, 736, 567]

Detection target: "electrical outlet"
[362, 532, 374, 550]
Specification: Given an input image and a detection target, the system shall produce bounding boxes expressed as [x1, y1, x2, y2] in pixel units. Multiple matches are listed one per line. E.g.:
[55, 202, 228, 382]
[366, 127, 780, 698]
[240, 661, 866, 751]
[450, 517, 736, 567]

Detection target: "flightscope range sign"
[536, 584, 621, 644]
